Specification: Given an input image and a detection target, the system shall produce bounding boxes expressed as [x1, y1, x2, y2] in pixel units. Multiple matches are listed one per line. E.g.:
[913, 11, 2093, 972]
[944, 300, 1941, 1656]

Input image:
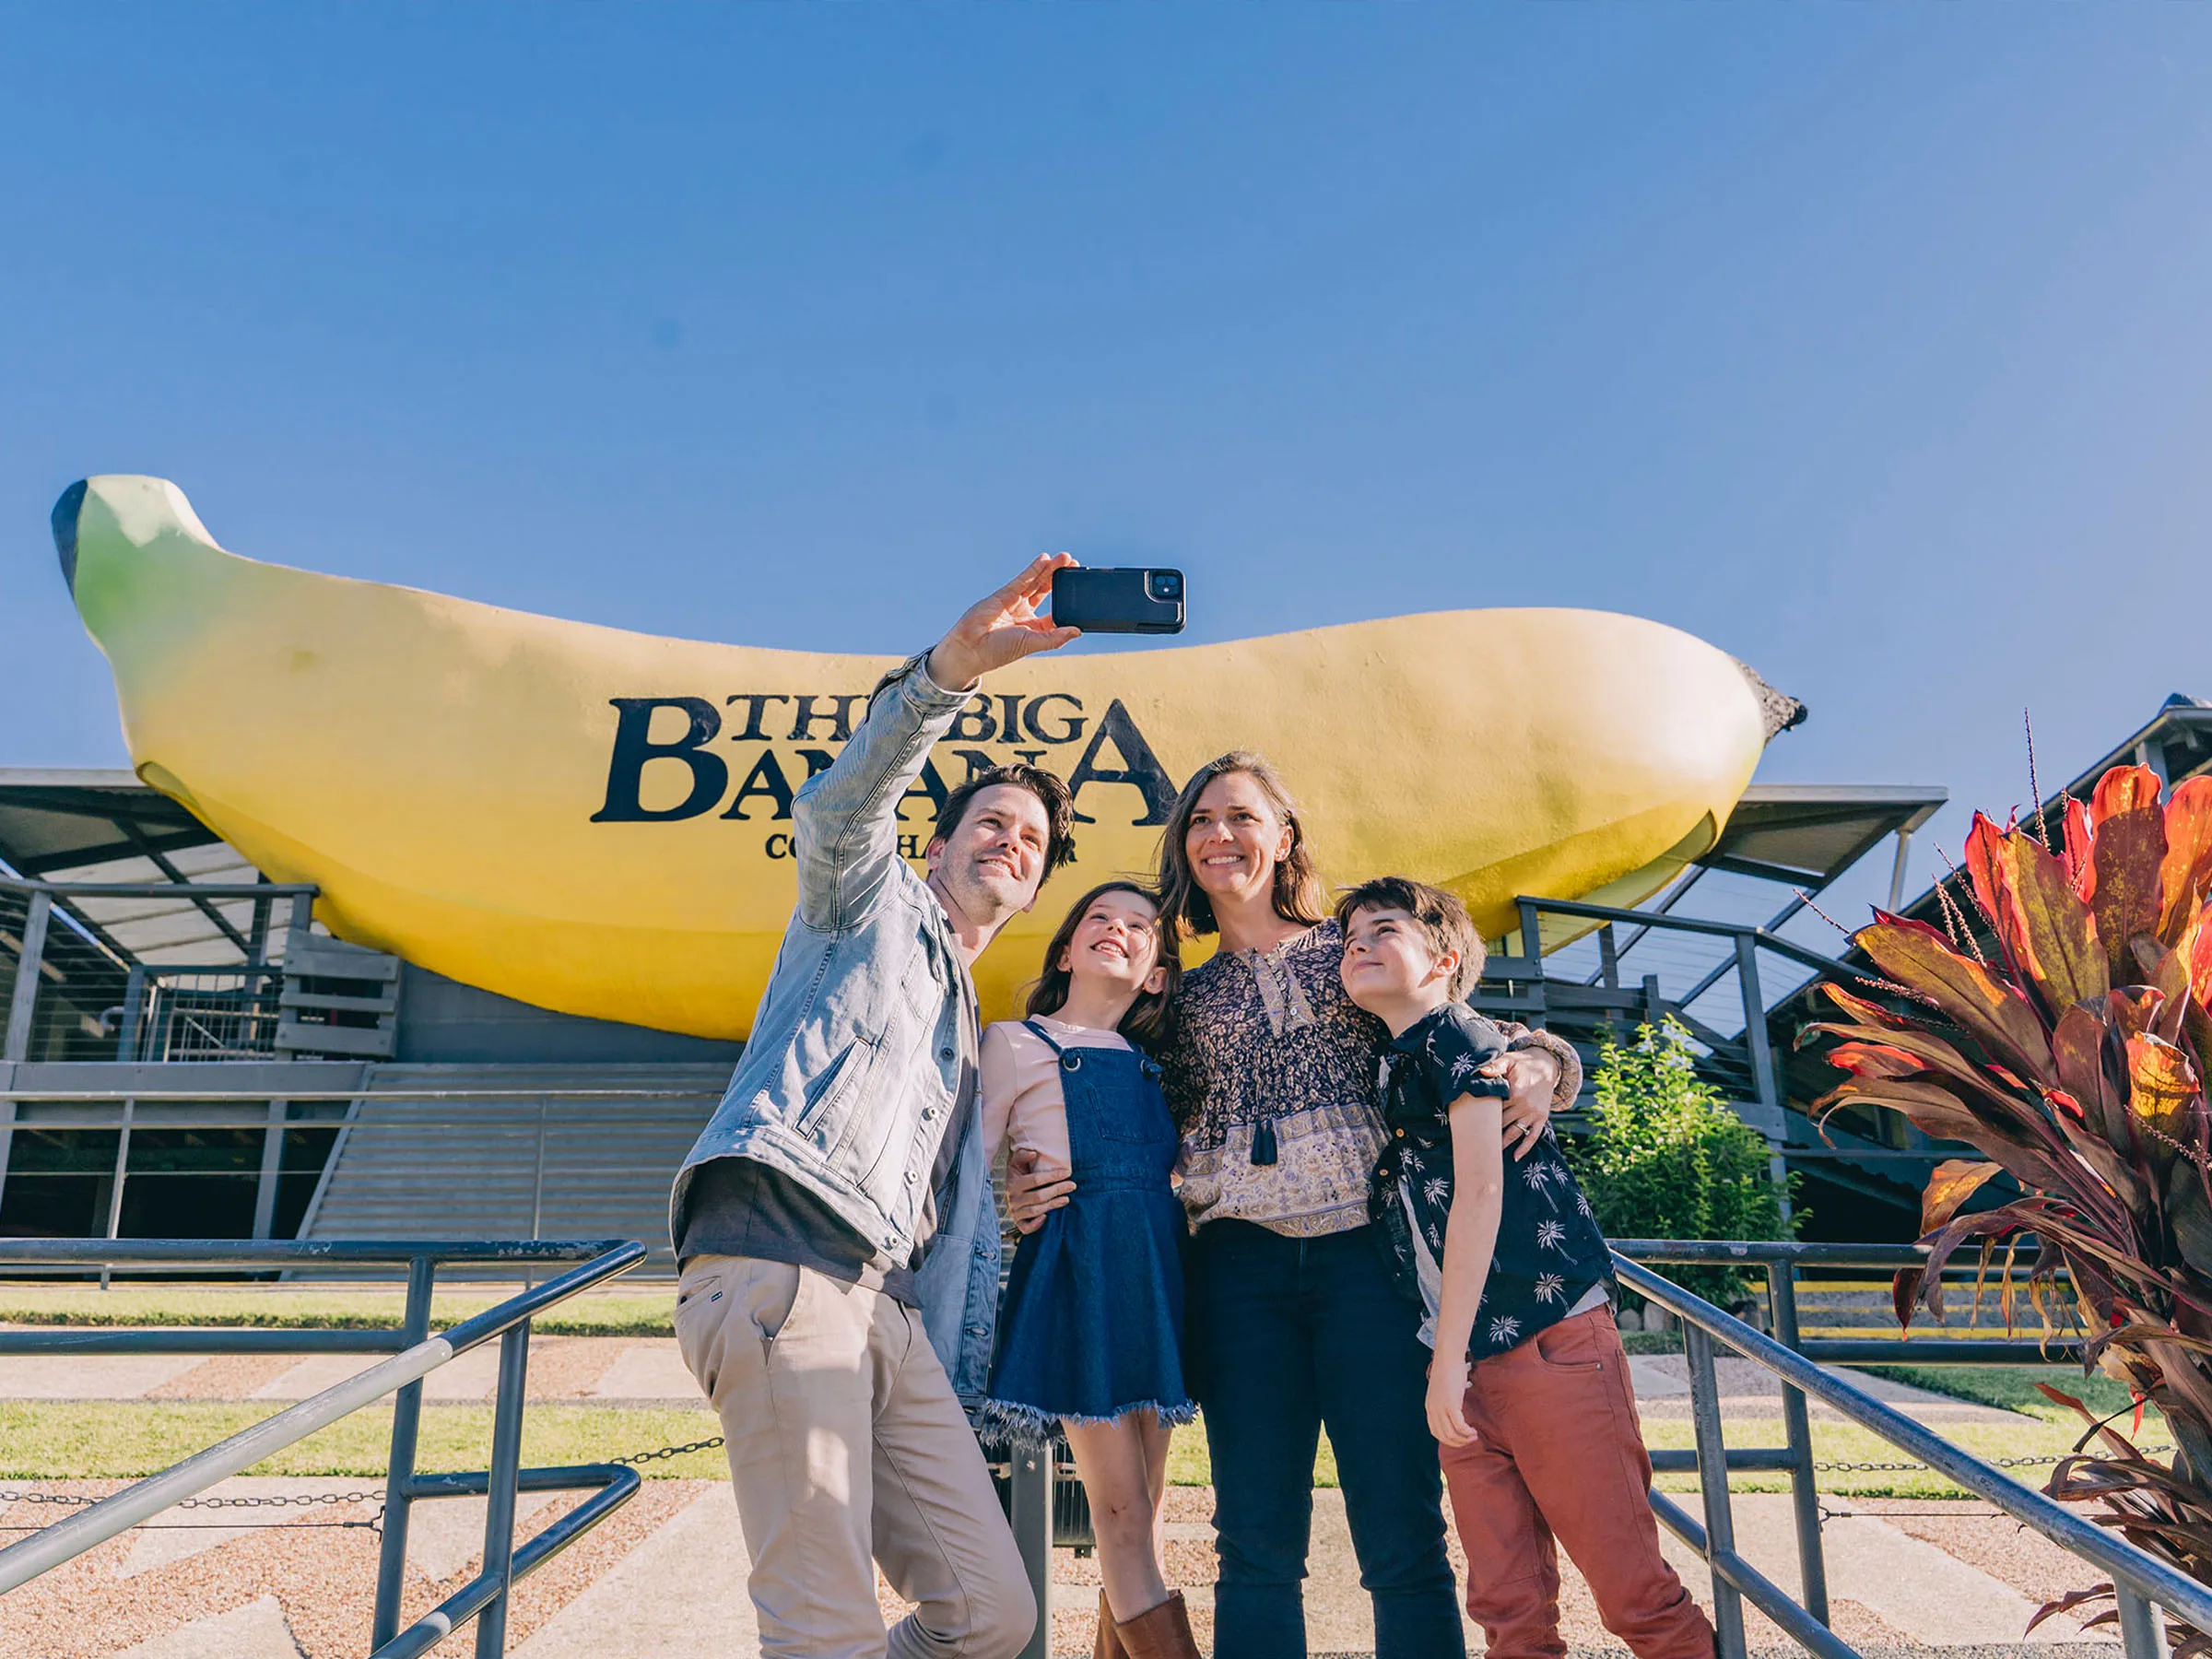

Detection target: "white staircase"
[299, 1063, 729, 1265]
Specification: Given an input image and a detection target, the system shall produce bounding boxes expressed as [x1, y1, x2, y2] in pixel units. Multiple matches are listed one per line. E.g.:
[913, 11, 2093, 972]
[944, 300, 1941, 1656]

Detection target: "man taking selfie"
[670, 555, 1081, 1659]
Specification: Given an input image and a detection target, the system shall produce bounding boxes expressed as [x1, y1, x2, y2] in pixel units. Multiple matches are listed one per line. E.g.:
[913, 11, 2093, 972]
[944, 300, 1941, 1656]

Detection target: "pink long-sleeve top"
[978, 1015, 1136, 1171]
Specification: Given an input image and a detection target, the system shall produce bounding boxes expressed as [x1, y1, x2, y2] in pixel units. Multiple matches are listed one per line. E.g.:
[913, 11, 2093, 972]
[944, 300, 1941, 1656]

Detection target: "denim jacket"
[670, 653, 1005, 1405]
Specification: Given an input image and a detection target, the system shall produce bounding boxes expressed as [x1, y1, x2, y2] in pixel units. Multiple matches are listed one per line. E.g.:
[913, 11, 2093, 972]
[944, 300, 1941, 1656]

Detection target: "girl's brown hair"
[1025, 880, 1182, 1050]
[1155, 751, 1328, 939]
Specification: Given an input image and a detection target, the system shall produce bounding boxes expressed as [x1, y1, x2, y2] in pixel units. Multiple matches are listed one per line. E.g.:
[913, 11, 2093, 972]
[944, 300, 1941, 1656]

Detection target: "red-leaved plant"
[1806, 764, 2212, 1645]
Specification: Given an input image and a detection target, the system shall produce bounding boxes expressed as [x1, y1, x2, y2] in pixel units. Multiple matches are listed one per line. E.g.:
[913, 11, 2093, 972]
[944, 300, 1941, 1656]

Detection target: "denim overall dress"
[982, 1020, 1195, 1446]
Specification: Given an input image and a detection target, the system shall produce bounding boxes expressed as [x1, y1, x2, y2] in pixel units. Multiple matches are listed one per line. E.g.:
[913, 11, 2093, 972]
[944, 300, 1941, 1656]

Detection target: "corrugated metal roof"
[0, 769, 276, 966]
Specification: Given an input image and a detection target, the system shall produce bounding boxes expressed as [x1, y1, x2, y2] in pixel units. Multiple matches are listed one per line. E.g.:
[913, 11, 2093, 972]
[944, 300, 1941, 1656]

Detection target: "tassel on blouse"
[1242, 946, 1317, 1038]
[1250, 1118, 1278, 1165]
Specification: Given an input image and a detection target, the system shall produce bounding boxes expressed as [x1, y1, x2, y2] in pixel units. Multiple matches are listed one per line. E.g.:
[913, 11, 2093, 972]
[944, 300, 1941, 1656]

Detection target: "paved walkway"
[1624, 1354, 2030, 1423]
[13, 1479, 2121, 1657]
[0, 1338, 2127, 1655]
[0, 1336, 2030, 1419]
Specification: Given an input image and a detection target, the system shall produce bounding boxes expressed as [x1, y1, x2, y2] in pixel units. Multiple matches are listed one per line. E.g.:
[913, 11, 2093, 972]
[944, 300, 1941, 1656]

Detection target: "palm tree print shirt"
[1372, 1002, 1614, 1360]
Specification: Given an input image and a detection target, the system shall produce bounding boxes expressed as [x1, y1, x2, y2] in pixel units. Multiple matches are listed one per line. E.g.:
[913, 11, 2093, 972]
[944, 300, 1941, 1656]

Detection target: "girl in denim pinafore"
[980, 880, 1199, 1657]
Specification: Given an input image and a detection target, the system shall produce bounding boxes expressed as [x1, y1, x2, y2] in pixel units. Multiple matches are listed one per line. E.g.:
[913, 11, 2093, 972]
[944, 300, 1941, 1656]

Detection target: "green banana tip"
[52, 479, 87, 597]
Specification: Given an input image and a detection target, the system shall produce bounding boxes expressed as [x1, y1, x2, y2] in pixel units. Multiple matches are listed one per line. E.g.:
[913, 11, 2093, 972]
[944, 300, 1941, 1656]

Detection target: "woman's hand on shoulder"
[1005, 1145, 1076, 1233]
[1482, 1048, 1560, 1161]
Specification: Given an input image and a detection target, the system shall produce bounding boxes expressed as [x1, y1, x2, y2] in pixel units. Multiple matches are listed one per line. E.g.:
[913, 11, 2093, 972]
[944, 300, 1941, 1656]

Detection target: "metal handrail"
[1510, 893, 1865, 987]
[1613, 1238, 2086, 1366]
[0, 1238, 647, 1656]
[0, 875, 318, 900]
[1616, 1249, 2209, 1656]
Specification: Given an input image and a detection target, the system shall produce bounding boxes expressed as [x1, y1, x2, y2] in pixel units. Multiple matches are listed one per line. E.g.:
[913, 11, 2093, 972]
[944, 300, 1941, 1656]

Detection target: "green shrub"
[1571, 1017, 1799, 1306]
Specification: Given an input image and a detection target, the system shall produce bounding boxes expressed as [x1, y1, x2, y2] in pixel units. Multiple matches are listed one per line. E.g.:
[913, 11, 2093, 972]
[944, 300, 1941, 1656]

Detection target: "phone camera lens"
[1149, 572, 1182, 600]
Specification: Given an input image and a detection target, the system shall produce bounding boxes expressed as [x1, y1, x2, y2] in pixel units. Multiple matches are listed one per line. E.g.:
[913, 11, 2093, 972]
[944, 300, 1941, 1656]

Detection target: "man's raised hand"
[926, 554, 1082, 691]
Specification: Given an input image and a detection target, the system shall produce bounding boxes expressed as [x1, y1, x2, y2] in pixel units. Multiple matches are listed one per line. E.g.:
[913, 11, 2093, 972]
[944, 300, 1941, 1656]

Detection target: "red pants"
[1439, 1307, 1713, 1659]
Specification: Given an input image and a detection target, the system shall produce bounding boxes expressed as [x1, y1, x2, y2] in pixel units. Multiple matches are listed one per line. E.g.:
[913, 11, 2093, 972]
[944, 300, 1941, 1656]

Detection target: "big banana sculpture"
[55, 475, 1797, 1037]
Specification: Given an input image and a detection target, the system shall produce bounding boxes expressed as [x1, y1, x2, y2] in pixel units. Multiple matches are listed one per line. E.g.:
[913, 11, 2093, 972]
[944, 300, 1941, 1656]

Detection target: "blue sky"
[6, 5, 2211, 935]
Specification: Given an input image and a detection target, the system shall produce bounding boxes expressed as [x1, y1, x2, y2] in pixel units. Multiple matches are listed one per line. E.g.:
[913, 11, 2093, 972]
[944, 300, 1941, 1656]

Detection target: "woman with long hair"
[1060, 751, 1581, 1659]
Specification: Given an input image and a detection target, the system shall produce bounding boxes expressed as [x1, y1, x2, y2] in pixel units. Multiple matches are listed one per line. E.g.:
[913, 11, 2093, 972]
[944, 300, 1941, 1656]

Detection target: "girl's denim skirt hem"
[975, 1394, 1200, 1452]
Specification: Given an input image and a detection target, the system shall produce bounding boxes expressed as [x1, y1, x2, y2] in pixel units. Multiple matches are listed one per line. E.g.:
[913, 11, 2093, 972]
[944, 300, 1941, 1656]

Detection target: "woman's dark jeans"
[1186, 1218, 1465, 1659]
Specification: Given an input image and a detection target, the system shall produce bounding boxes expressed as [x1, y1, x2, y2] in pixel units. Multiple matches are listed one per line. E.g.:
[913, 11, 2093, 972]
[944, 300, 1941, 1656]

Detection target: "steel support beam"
[4, 889, 52, 1063]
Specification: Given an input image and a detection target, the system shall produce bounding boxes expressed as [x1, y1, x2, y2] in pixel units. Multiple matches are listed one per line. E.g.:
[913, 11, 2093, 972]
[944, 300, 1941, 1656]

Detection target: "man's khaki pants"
[674, 1253, 1036, 1659]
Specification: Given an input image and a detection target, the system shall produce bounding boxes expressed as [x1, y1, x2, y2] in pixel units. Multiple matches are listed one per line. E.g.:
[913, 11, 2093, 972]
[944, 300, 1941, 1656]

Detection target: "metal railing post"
[530, 1100, 547, 1244]
[373, 1255, 439, 1648]
[1009, 1443, 1053, 1659]
[1767, 1260, 1829, 1625]
[117, 963, 146, 1061]
[1684, 1323, 1748, 1659]
[475, 1323, 533, 1656]
[98, 1100, 135, 1288]
[4, 889, 51, 1063]
[2115, 1583, 2165, 1659]
[285, 891, 316, 954]
[252, 1100, 287, 1241]
[1731, 934, 1791, 1222]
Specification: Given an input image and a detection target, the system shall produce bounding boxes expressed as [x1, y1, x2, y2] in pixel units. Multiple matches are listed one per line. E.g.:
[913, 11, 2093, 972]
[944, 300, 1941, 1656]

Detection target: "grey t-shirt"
[678, 922, 980, 1309]
[678, 1157, 919, 1305]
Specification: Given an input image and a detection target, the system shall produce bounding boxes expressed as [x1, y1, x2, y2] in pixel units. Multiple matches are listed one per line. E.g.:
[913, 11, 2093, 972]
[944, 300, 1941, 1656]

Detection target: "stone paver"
[588, 1341, 699, 1402]
[402, 1488, 564, 1582]
[253, 1344, 506, 1403]
[1657, 1492, 2109, 1646]
[111, 1595, 300, 1658]
[0, 1354, 203, 1400]
[512, 1483, 759, 1657]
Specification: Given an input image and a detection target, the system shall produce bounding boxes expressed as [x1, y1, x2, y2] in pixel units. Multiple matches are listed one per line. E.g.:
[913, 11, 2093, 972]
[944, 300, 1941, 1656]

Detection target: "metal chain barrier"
[608, 1434, 724, 1467]
[1813, 1442, 2174, 1474]
[611, 1433, 2174, 1478]
[0, 1486, 385, 1533]
[0, 1487, 383, 1508]
[1819, 1503, 2009, 1522]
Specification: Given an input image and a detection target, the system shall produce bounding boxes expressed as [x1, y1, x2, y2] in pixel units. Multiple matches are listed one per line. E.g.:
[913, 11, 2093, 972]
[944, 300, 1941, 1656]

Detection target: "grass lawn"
[1855, 1361, 2145, 1422]
[0, 1283, 677, 1337]
[0, 1399, 1338, 1490]
[0, 1392, 2100, 1500]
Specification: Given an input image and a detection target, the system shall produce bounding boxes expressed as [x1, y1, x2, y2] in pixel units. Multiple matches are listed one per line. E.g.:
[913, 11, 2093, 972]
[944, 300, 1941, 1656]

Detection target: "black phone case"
[1050, 568, 1185, 634]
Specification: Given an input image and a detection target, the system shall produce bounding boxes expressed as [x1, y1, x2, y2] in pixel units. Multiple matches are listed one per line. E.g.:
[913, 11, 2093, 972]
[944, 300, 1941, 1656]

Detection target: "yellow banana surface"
[55, 475, 1783, 1037]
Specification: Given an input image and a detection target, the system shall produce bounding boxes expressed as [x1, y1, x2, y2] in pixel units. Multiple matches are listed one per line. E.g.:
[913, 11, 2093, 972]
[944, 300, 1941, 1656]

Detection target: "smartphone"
[1050, 567, 1185, 635]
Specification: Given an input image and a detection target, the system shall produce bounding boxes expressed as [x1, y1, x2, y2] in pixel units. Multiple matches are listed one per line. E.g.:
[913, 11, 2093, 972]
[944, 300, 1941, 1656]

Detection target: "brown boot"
[1093, 1589, 1127, 1659]
[1114, 1590, 1200, 1659]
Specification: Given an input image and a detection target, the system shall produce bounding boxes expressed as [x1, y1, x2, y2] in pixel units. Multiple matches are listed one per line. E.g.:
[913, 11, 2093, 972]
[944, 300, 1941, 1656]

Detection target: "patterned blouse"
[1159, 919, 1583, 1238]
[1373, 1003, 1614, 1359]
